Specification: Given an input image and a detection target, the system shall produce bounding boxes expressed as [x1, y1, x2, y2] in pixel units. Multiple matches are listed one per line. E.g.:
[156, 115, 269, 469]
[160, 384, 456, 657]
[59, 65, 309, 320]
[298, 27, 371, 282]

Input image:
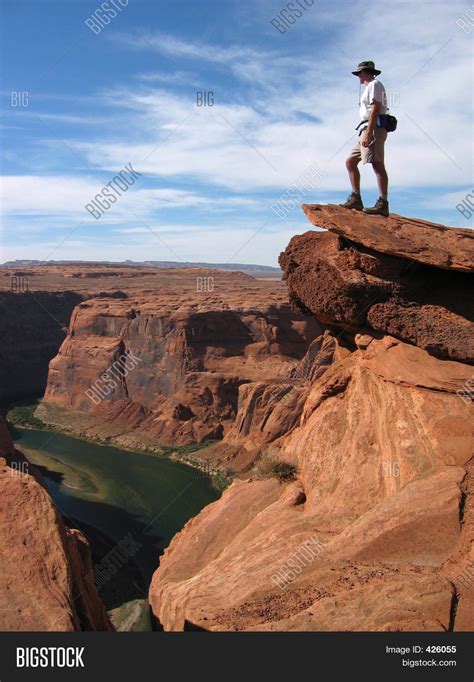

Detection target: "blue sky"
[1, 0, 473, 266]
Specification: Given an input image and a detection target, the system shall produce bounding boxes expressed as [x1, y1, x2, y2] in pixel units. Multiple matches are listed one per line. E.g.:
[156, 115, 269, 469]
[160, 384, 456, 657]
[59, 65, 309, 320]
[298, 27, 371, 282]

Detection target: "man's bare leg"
[340, 157, 364, 209]
[372, 161, 388, 199]
[363, 161, 389, 215]
[346, 157, 361, 194]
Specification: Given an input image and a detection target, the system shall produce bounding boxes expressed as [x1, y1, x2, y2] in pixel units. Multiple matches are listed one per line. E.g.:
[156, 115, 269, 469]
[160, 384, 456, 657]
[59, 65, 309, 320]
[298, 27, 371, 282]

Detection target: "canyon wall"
[149, 207, 474, 631]
[0, 291, 84, 403]
[39, 287, 321, 467]
[0, 263, 197, 405]
[0, 418, 113, 631]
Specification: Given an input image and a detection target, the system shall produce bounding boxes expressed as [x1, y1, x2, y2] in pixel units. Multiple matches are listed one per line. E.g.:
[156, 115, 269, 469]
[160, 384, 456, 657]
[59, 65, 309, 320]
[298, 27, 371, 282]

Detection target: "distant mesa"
[2, 259, 282, 278]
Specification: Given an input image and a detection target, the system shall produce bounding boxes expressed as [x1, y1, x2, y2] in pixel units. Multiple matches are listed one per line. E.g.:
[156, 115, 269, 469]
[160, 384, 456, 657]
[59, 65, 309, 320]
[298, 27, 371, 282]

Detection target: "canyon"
[149, 207, 473, 631]
[1, 205, 473, 632]
[0, 263, 317, 630]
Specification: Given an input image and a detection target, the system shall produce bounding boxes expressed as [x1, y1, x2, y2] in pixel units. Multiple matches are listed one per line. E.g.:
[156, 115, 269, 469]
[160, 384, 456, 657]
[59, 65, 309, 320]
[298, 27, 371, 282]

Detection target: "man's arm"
[362, 99, 381, 147]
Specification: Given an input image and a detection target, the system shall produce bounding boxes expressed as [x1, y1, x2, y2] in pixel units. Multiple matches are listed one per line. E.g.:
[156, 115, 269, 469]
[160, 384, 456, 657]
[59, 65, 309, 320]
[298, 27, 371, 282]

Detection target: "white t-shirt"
[359, 79, 388, 122]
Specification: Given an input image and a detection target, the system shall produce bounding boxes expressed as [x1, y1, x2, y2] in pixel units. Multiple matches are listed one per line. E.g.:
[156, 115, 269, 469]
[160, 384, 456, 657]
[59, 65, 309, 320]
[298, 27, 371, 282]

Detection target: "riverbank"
[7, 401, 234, 492]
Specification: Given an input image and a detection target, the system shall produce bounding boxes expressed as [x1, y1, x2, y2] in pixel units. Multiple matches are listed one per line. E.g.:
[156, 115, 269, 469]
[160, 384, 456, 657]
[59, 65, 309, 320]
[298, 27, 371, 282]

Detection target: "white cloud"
[1, 175, 262, 220]
[113, 29, 274, 70]
[136, 70, 195, 84]
[65, 5, 472, 193]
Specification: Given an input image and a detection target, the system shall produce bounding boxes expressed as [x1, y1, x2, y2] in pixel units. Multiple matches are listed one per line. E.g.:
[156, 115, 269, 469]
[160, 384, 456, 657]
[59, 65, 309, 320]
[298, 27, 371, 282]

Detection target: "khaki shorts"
[349, 126, 387, 165]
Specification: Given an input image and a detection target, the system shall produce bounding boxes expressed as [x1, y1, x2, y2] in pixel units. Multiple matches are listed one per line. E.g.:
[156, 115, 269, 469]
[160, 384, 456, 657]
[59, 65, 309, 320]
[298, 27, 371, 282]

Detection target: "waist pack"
[355, 114, 398, 134]
[378, 113, 397, 132]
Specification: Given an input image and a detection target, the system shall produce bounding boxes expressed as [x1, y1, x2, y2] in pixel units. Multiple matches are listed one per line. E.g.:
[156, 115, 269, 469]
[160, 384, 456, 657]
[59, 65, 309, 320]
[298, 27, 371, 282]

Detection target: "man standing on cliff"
[340, 60, 390, 216]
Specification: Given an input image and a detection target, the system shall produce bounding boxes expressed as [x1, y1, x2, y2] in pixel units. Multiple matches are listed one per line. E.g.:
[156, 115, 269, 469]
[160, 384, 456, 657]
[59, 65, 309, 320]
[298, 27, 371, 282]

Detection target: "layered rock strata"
[39, 293, 321, 461]
[149, 207, 474, 631]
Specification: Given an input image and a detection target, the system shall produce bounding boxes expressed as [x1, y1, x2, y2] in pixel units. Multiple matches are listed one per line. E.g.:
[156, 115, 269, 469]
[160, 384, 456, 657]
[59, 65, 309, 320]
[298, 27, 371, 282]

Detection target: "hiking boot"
[340, 192, 364, 211]
[363, 197, 389, 217]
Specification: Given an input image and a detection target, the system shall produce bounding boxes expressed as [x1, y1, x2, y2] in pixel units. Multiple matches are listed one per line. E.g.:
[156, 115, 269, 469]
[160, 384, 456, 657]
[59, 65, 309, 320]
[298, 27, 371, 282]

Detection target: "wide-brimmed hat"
[351, 60, 381, 76]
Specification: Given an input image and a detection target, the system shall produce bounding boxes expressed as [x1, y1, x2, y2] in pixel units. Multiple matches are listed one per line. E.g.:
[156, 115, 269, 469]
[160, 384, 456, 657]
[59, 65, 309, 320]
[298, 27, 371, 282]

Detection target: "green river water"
[12, 427, 220, 623]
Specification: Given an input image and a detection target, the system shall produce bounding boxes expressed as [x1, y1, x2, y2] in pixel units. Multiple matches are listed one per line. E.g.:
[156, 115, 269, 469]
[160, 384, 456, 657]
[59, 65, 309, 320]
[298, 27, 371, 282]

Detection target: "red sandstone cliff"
[38, 275, 321, 466]
[148, 207, 474, 631]
[282, 206, 473, 364]
[0, 418, 113, 631]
